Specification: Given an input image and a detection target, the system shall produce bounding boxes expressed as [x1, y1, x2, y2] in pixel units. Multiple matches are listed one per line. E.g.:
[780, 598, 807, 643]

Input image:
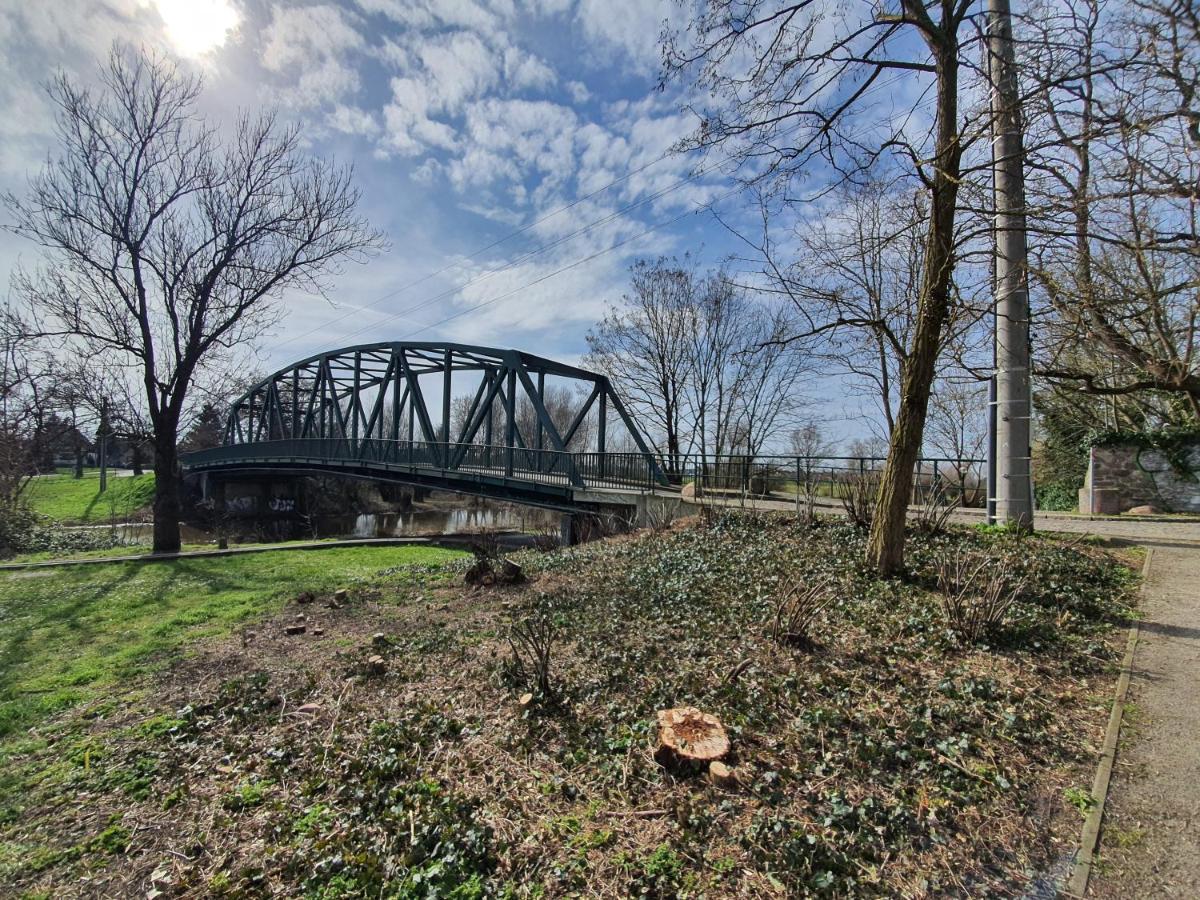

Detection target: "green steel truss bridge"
[182, 341, 671, 509]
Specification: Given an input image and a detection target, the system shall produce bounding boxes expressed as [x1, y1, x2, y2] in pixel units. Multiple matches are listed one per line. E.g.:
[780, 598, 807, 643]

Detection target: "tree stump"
[654, 707, 730, 772]
[707, 760, 739, 789]
[464, 557, 524, 587]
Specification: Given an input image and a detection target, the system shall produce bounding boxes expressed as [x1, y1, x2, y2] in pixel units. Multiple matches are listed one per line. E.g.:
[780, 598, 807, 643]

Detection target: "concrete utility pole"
[987, 0, 1034, 528]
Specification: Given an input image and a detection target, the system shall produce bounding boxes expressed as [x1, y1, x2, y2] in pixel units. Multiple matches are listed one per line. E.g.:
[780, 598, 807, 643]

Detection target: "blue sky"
[0, 1, 732, 357]
[0, 0, 928, 445]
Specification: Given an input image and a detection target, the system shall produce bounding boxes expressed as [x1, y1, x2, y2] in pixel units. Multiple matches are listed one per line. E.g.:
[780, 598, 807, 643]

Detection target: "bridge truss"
[186, 342, 669, 501]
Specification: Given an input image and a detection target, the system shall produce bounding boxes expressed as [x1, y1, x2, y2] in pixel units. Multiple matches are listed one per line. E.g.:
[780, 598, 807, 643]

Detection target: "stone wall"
[1078, 442, 1200, 514]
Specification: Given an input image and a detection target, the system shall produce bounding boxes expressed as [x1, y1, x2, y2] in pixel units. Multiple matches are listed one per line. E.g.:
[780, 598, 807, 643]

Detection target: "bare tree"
[1023, 0, 1200, 418]
[0, 318, 44, 505]
[926, 378, 988, 504]
[589, 259, 811, 473]
[757, 183, 925, 436]
[926, 379, 988, 462]
[683, 272, 811, 458]
[665, 0, 984, 574]
[585, 258, 697, 473]
[789, 418, 834, 519]
[754, 181, 990, 441]
[517, 384, 595, 452]
[4, 47, 382, 551]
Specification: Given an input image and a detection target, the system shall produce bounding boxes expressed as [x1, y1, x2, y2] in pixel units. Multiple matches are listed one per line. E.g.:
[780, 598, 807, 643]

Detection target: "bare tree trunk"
[867, 40, 963, 577]
[152, 434, 182, 553]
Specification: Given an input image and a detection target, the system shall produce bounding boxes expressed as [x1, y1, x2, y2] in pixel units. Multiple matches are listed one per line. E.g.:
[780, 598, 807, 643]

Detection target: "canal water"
[317, 503, 562, 538]
[67, 499, 564, 545]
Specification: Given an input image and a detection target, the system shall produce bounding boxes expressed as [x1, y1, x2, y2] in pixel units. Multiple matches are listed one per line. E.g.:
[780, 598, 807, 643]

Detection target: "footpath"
[1088, 543, 1200, 897]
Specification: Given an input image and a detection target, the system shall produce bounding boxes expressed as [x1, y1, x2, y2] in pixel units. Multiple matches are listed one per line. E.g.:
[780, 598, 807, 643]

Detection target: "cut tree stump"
[707, 760, 739, 789]
[654, 707, 730, 771]
[464, 557, 524, 587]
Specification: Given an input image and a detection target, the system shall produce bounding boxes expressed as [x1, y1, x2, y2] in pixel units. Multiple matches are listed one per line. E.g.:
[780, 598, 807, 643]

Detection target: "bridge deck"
[183, 439, 671, 509]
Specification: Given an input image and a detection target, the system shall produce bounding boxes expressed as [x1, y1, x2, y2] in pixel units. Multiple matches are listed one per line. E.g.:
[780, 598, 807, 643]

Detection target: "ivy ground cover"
[0, 514, 1136, 897]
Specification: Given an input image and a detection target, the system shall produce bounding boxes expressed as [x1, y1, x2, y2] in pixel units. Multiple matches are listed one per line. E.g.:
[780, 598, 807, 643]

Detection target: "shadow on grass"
[0, 546, 459, 737]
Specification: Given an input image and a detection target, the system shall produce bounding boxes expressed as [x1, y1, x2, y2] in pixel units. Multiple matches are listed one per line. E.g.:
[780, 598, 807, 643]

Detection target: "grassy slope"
[0, 544, 463, 737]
[24, 471, 156, 523]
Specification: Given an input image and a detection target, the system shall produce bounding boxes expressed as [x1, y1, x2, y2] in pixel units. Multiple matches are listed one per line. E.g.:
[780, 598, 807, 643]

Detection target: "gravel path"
[1090, 544, 1200, 898]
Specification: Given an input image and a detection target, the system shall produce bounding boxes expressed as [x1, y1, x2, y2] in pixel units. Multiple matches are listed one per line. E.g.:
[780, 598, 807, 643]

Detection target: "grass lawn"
[24, 470, 156, 523]
[0, 544, 464, 738]
[0, 515, 1136, 897]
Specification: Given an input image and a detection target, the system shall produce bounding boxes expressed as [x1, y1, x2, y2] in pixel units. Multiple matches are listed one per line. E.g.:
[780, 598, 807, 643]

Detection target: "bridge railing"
[658, 453, 987, 508]
[183, 438, 667, 492]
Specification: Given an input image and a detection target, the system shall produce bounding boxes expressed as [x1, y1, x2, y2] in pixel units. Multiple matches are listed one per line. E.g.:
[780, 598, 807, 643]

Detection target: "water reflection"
[64, 500, 565, 546]
[322, 504, 562, 538]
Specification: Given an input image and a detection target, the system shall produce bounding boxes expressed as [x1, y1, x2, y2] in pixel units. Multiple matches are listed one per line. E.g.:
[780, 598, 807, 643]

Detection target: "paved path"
[714, 494, 1200, 545]
[1090, 544, 1200, 898]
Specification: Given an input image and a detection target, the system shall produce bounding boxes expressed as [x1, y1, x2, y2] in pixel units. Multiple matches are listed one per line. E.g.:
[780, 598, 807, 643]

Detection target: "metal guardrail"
[185, 440, 985, 508]
[658, 453, 987, 508]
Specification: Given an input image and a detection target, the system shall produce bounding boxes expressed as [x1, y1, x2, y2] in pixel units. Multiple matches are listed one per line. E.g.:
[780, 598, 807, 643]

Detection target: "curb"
[0, 536, 439, 570]
[1064, 546, 1153, 897]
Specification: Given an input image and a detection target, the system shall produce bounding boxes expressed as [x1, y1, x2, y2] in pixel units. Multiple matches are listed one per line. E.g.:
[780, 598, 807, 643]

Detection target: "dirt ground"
[1091, 544, 1200, 898]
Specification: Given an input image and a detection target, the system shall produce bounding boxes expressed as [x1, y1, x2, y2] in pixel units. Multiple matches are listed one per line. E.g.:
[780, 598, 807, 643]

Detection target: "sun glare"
[153, 0, 240, 58]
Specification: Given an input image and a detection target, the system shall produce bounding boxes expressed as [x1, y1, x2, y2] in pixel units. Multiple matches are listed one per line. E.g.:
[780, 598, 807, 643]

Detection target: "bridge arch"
[184, 342, 668, 505]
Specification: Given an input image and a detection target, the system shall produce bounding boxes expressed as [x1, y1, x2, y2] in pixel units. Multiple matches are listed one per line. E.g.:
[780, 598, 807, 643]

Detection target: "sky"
[0, 0, 930, 446]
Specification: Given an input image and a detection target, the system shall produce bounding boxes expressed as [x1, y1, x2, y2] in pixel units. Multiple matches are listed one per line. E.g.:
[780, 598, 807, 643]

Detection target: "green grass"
[0, 544, 464, 737]
[24, 471, 156, 523]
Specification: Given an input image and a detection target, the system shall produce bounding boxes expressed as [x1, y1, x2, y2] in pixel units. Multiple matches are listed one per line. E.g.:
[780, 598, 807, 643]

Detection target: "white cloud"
[458, 98, 578, 190]
[565, 79, 590, 104]
[417, 31, 500, 113]
[327, 103, 380, 137]
[576, 0, 673, 71]
[503, 45, 556, 92]
[520, 0, 573, 16]
[354, 0, 510, 33]
[410, 157, 443, 184]
[382, 76, 459, 155]
[260, 4, 364, 108]
[377, 26, 559, 157]
[261, 4, 362, 70]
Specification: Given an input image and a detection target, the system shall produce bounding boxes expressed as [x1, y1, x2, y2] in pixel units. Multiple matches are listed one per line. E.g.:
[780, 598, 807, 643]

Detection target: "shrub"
[0, 501, 126, 558]
[0, 501, 40, 557]
[841, 470, 878, 528]
[1035, 480, 1078, 512]
[506, 604, 557, 696]
[770, 577, 833, 646]
[913, 479, 959, 535]
[934, 548, 1028, 643]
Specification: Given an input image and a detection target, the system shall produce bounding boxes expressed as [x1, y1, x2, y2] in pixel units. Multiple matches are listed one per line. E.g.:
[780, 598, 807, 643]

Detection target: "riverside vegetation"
[0, 513, 1136, 897]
